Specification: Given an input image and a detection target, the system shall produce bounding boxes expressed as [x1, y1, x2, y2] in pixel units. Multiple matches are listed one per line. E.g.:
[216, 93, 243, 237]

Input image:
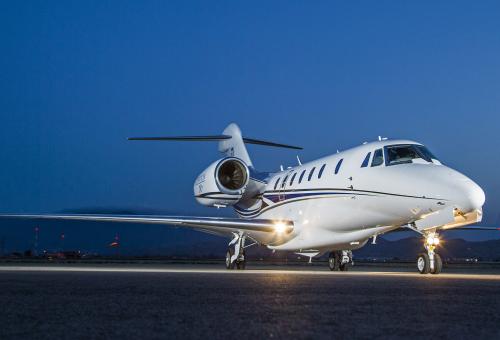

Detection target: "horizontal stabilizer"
[128, 135, 231, 142]
[241, 137, 302, 150]
[128, 135, 302, 150]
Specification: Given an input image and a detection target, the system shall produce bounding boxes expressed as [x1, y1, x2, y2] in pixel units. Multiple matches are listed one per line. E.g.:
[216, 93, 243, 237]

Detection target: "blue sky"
[1, 1, 499, 250]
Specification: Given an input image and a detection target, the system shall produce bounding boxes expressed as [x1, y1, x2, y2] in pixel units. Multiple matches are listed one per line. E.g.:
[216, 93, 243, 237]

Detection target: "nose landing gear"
[417, 232, 442, 274]
[328, 250, 353, 271]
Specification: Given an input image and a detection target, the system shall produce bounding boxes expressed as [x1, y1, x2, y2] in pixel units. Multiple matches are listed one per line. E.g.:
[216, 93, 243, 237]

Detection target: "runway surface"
[1, 264, 499, 339]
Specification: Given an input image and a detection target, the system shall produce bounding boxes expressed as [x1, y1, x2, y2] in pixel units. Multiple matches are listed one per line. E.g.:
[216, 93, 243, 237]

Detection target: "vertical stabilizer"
[219, 123, 252, 166]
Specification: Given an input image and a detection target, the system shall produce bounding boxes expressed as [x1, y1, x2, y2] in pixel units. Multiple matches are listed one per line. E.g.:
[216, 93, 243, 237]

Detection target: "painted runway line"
[1, 265, 499, 280]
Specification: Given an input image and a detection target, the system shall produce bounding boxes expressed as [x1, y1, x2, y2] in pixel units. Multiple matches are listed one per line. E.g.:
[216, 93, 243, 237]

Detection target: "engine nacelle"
[194, 157, 249, 207]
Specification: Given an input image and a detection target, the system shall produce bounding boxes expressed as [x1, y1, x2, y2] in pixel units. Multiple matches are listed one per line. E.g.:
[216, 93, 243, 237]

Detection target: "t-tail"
[128, 123, 301, 211]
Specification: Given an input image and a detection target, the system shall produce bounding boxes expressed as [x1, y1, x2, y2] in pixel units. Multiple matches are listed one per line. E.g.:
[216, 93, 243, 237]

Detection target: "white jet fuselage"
[233, 139, 485, 252]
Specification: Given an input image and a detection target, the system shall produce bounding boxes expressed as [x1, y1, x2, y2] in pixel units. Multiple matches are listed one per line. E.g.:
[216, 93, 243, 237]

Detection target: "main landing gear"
[225, 233, 246, 270]
[328, 250, 353, 271]
[417, 232, 442, 274]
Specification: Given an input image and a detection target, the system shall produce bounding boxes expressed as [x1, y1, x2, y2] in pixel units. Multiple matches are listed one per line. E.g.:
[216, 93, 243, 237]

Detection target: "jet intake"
[194, 157, 249, 207]
[217, 158, 248, 191]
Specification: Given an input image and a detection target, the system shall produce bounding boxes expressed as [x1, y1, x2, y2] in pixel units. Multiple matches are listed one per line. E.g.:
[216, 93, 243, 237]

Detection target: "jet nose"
[466, 180, 485, 210]
[454, 176, 485, 212]
[428, 166, 485, 213]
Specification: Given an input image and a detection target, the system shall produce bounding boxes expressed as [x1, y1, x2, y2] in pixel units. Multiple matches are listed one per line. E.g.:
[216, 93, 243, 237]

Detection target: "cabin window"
[274, 177, 280, 190]
[281, 175, 289, 188]
[318, 164, 326, 178]
[290, 173, 297, 186]
[299, 169, 306, 184]
[371, 149, 384, 167]
[361, 152, 371, 168]
[334, 159, 343, 174]
[308, 167, 316, 181]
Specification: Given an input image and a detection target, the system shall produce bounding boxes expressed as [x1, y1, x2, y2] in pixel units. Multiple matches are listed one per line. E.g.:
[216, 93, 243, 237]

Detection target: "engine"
[194, 157, 249, 207]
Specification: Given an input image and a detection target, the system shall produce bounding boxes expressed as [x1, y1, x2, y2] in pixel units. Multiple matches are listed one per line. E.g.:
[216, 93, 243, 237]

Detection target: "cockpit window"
[415, 145, 439, 163]
[386, 145, 421, 165]
[361, 152, 371, 168]
[371, 148, 384, 167]
[385, 144, 439, 166]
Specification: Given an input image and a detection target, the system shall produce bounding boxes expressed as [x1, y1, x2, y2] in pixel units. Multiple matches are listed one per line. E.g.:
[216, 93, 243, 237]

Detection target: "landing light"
[426, 235, 440, 246]
[274, 222, 287, 234]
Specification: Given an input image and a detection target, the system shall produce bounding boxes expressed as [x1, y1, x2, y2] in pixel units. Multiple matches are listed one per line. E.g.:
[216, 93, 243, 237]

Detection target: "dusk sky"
[1, 1, 500, 251]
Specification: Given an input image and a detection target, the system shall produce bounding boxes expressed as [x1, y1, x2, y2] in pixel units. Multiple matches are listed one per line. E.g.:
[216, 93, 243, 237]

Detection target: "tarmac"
[0, 263, 499, 339]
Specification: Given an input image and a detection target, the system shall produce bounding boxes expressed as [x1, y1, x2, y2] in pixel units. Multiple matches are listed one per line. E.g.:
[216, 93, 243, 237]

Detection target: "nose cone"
[451, 173, 485, 212]
[465, 180, 485, 210]
[427, 166, 485, 213]
[392, 164, 485, 214]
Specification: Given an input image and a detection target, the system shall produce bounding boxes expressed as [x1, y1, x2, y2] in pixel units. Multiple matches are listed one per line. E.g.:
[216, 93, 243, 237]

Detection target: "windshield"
[385, 144, 440, 166]
[415, 145, 439, 162]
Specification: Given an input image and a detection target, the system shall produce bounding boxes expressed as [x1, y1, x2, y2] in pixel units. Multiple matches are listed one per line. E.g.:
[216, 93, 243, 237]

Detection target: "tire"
[236, 250, 246, 270]
[339, 263, 349, 271]
[335, 252, 342, 271]
[328, 252, 339, 271]
[237, 260, 246, 270]
[431, 253, 443, 274]
[328, 252, 335, 271]
[417, 253, 430, 274]
[225, 249, 234, 270]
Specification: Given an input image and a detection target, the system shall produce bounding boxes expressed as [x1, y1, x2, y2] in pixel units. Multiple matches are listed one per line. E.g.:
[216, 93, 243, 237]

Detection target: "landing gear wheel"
[328, 252, 340, 271]
[225, 249, 234, 270]
[339, 263, 349, 271]
[431, 253, 442, 275]
[417, 253, 430, 274]
[236, 251, 246, 270]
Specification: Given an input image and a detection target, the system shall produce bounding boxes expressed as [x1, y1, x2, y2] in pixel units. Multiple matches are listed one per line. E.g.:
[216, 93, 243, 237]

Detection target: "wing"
[442, 226, 500, 231]
[387, 224, 499, 235]
[0, 214, 294, 237]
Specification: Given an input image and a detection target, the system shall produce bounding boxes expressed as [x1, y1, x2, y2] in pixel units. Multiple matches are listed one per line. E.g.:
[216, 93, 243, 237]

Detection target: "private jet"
[2, 123, 493, 274]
